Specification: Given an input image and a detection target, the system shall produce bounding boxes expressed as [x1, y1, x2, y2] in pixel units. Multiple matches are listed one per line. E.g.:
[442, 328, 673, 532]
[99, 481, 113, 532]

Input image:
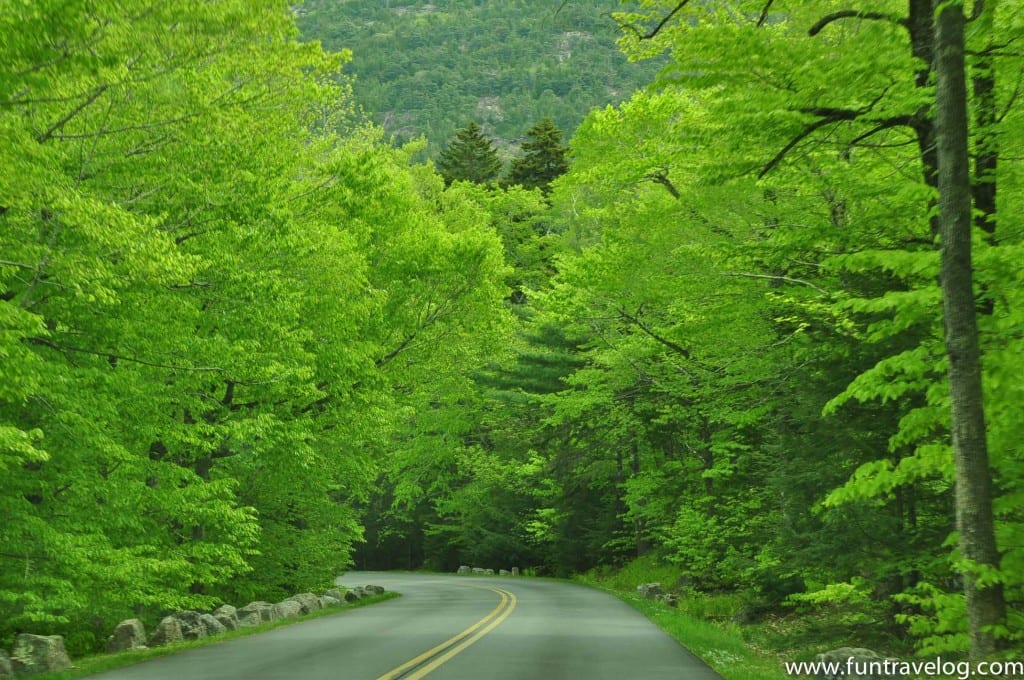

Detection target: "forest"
[294, 0, 664, 157]
[1, 0, 1022, 673]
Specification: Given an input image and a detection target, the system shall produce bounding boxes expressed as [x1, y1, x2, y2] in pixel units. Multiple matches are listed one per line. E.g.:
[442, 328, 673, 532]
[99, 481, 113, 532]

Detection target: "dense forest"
[294, 0, 664, 157]
[2, 0, 1022, 672]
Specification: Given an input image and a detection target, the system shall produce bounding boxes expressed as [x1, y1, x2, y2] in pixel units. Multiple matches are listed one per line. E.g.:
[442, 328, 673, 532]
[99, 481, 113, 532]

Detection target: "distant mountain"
[296, 0, 662, 158]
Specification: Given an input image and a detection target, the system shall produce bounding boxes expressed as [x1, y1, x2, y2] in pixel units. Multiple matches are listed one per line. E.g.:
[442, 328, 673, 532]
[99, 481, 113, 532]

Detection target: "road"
[87, 571, 724, 679]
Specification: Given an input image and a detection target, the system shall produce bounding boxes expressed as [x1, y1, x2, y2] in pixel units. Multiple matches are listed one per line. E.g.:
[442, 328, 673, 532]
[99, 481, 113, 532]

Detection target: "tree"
[436, 122, 502, 185]
[932, 0, 1005, 659]
[506, 117, 570, 196]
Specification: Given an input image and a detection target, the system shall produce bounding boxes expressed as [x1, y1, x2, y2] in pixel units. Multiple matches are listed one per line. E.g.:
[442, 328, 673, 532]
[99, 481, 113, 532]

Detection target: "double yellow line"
[375, 586, 517, 680]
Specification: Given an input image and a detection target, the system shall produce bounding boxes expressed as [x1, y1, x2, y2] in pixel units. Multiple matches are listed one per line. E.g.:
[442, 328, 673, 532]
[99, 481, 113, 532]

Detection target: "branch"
[760, 87, 898, 178]
[0, 259, 36, 271]
[758, 116, 838, 179]
[620, 1, 690, 40]
[721, 272, 829, 294]
[36, 85, 109, 143]
[27, 337, 223, 371]
[846, 115, 916, 148]
[645, 168, 681, 199]
[618, 306, 692, 359]
[756, 0, 776, 27]
[808, 10, 908, 36]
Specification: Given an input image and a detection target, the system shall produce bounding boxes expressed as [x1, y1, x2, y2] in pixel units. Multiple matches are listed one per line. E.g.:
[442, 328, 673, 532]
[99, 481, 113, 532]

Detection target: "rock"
[148, 616, 183, 646]
[472, 567, 486, 575]
[237, 601, 277, 627]
[321, 595, 342, 607]
[323, 588, 344, 602]
[499, 569, 511, 576]
[288, 592, 322, 614]
[200, 613, 227, 636]
[273, 599, 303, 619]
[658, 593, 679, 607]
[362, 585, 385, 596]
[0, 650, 14, 678]
[636, 583, 664, 599]
[174, 611, 207, 640]
[214, 604, 239, 631]
[10, 634, 72, 675]
[343, 589, 361, 603]
[107, 618, 147, 653]
[511, 567, 520, 576]
[457, 565, 472, 575]
[483, 568, 495, 575]
[814, 648, 890, 680]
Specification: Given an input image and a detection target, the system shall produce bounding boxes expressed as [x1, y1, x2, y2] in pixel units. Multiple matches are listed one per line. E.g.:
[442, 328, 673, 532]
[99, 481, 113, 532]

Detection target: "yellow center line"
[403, 588, 517, 680]
[375, 586, 516, 680]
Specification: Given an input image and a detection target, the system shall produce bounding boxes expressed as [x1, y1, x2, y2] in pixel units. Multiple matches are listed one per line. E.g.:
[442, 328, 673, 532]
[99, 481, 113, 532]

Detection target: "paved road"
[87, 571, 723, 679]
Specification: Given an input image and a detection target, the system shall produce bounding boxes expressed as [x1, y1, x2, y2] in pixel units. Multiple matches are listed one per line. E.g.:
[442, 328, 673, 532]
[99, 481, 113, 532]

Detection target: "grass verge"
[575, 575, 790, 680]
[33, 592, 399, 680]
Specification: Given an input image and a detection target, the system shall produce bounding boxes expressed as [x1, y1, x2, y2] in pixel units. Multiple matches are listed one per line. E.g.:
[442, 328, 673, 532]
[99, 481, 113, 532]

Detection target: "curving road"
[86, 571, 723, 679]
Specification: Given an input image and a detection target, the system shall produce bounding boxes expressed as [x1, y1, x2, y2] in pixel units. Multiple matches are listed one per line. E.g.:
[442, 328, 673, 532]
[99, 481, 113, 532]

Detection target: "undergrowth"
[577, 555, 916, 680]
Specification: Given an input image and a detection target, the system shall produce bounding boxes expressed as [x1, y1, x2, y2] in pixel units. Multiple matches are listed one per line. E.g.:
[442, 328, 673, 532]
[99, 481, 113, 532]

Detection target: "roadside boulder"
[362, 585, 385, 596]
[148, 616, 183, 647]
[321, 595, 342, 607]
[636, 583, 664, 599]
[237, 601, 276, 626]
[483, 569, 495, 575]
[175, 611, 207, 640]
[323, 588, 344, 602]
[511, 567, 520, 576]
[658, 594, 679, 608]
[472, 567, 486, 575]
[107, 618, 147, 653]
[214, 604, 239, 631]
[814, 648, 889, 680]
[273, 600, 303, 619]
[457, 565, 472, 575]
[11, 634, 72, 675]
[200, 613, 227, 636]
[343, 589, 361, 603]
[0, 650, 15, 678]
[499, 569, 511, 576]
[289, 592, 322, 615]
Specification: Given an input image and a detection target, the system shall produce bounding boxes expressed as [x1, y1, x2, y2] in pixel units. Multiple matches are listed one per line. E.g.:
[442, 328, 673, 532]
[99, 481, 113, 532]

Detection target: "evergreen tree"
[507, 117, 569, 195]
[436, 122, 502, 185]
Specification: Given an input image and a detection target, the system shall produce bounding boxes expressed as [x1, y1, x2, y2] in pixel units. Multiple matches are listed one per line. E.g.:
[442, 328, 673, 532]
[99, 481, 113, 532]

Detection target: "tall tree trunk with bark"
[932, 0, 1006, 660]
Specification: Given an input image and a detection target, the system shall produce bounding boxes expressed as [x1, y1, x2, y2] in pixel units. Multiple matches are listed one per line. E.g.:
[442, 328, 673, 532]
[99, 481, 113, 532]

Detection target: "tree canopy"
[3, 0, 1023, 669]
[507, 117, 570, 195]
[436, 122, 503, 185]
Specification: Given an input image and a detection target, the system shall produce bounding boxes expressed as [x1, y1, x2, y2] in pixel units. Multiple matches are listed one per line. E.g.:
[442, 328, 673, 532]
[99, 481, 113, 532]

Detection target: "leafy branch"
[618, 1, 690, 41]
[27, 337, 223, 372]
[807, 10, 908, 37]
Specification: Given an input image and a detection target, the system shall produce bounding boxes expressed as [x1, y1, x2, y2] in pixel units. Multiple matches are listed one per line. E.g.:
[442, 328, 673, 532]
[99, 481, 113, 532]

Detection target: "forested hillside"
[295, 0, 663, 157]
[3, 0, 1023, 674]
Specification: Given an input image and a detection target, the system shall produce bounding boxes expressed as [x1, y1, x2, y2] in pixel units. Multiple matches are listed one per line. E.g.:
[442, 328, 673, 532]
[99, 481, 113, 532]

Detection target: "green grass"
[32, 592, 399, 680]
[575, 556, 923, 680]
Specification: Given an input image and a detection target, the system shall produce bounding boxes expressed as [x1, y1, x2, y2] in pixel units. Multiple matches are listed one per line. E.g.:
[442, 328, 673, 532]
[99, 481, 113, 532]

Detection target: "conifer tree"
[507, 117, 569, 195]
[436, 122, 502, 185]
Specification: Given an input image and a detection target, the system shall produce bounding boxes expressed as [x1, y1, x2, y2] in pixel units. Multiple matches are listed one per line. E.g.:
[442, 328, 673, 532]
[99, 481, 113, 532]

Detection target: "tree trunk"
[932, 0, 1005, 660]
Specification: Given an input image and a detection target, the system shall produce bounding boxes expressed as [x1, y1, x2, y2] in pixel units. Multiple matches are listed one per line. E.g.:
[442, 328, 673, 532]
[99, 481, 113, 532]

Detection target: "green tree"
[436, 122, 503, 185]
[507, 117, 570, 196]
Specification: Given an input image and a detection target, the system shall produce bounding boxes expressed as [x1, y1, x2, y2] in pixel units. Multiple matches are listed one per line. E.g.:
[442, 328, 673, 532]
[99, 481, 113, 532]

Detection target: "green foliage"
[506, 117, 570, 195]
[0, 0, 511, 653]
[295, 0, 664, 156]
[436, 122, 503, 185]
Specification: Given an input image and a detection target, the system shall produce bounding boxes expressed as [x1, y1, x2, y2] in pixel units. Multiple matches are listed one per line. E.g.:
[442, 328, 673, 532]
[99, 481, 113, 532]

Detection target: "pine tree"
[436, 122, 502, 185]
[507, 117, 569, 195]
